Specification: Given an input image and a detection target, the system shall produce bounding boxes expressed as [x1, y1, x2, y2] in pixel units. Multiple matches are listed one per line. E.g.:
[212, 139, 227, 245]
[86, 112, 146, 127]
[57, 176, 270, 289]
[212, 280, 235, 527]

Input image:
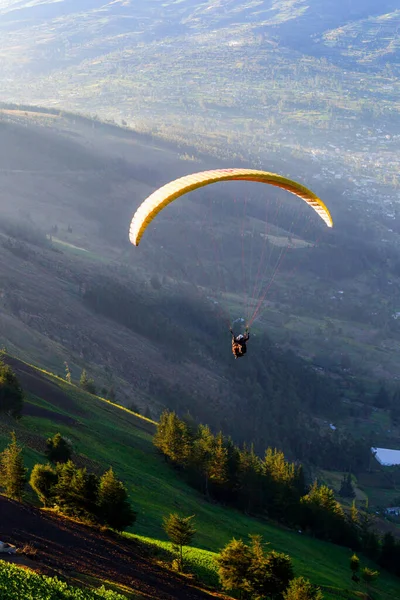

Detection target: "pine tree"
[97, 467, 136, 530]
[64, 361, 72, 383]
[80, 369, 96, 394]
[0, 432, 27, 500]
[154, 410, 192, 465]
[53, 459, 75, 510]
[300, 482, 350, 544]
[283, 577, 323, 600]
[216, 538, 253, 596]
[350, 554, 360, 582]
[247, 536, 294, 600]
[80, 369, 89, 389]
[263, 448, 303, 520]
[0, 362, 24, 418]
[163, 513, 196, 571]
[339, 473, 355, 498]
[238, 444, 262, 513]
[154, 409, 170, 454]
[29, 463, 57, 506]
[45, 433, 72, 464]
[350, 500, 358, 525]
[54, 460, 99, 520]
[192, 424, 215, 496]
[208, 432, 228, 486]
[164, 412, 192, 465]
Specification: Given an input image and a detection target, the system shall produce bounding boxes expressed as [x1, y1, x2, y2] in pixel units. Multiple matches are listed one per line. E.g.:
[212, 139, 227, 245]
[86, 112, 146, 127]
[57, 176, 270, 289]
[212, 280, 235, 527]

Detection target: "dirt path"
[0, 496, 219, 600]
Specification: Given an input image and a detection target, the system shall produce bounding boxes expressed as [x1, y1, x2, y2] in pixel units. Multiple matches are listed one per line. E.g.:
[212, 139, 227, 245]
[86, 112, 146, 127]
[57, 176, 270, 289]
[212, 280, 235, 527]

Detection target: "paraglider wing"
[129, 168, 333, 246]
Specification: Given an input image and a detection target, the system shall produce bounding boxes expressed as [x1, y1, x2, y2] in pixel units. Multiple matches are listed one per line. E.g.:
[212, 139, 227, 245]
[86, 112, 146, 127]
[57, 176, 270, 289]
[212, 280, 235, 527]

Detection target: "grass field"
[1, 357, 400, 599]
[0, 561, 126, 600]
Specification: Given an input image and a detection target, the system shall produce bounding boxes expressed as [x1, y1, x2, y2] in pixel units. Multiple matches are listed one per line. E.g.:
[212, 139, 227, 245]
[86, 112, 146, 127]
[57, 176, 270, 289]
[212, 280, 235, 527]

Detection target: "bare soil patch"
[0, 496, 219, 600]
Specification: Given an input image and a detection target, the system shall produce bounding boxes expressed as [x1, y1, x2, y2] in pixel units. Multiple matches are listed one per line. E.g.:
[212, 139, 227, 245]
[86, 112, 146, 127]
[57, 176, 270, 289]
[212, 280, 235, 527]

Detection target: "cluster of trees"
[155, 411, 356, 542]
[217, 536, 323, 600]
[0, 432, 135, 532]
[154, 411, 395, 569]
[349, 553, 380, 597]
[64, 361, 117, 403]
[163, 511, 324, 600]
[151, 341, 370, 474]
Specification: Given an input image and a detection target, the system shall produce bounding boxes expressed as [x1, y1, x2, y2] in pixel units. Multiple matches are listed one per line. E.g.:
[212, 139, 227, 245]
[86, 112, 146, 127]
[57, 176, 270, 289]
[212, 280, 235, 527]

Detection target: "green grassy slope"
[0, 561, 126, 600]
[0, 357, 399, 599]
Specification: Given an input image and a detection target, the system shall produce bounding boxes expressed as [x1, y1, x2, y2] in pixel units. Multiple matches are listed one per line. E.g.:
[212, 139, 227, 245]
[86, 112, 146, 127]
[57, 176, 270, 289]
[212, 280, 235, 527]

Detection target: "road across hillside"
[0, 496, 220, 600]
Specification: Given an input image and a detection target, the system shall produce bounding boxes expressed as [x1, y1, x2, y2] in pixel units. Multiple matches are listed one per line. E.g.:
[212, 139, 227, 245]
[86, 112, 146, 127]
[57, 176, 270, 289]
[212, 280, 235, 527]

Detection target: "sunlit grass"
[1, 360, 399, 598]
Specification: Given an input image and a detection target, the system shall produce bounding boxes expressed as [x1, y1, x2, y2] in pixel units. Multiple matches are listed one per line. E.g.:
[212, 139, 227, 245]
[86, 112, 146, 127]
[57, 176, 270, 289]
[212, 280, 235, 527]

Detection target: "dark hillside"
[0, 496, 216, 600]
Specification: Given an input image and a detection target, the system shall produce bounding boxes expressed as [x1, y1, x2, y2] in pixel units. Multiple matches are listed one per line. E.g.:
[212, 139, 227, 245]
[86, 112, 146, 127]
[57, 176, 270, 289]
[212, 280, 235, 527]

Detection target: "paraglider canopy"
[129, 168, 333, 246]
[129, 167, 333, 330]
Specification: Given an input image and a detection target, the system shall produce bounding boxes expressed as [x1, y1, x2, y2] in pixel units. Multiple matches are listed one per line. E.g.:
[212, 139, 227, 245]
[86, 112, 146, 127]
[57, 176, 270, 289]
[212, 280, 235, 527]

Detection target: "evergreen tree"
[64, 361, 72, 383]
[300, 482, 352, 544]
[349, 554, 360, 582]
[154, 409, 170, 455]
[192, 424, 215, 496]
[339, 473, 355, 499]
[54, 460, 99, 520]
[80, 369, 89, 389]
[0, 361, 24, 418]
[0, 432, 27, 500]
[80, 369, 96, 394]
[247, 536, 294, 600]
[283, 577, 323, 600]
[350, 500, 358, 525]
[97, 467, 136, 531]
[45, 433, 72, 464]
[154, 410, 192, 466]
[224, 436, 241, 496]
[208, 432, 228, 487]
[216, 538, 253, 597]
[164, 412, 192, 465]
[29, 463, 57, 507]
[263, 448, 304, 520]
[237, 444, 263, 513]
[163, 513, 196, 571]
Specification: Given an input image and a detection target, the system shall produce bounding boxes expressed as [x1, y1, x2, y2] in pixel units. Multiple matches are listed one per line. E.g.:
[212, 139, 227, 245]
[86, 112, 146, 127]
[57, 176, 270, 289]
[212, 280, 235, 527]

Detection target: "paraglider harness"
[230, 328, 250, 359]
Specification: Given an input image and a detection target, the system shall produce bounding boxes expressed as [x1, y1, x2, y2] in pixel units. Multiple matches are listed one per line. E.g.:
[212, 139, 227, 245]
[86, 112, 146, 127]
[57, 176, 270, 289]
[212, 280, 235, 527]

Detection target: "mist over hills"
[0, 106, 397, 476]
[0, 1, 398, 167]
[0, 0, 398, 68]
[0, 0, 398, 240]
